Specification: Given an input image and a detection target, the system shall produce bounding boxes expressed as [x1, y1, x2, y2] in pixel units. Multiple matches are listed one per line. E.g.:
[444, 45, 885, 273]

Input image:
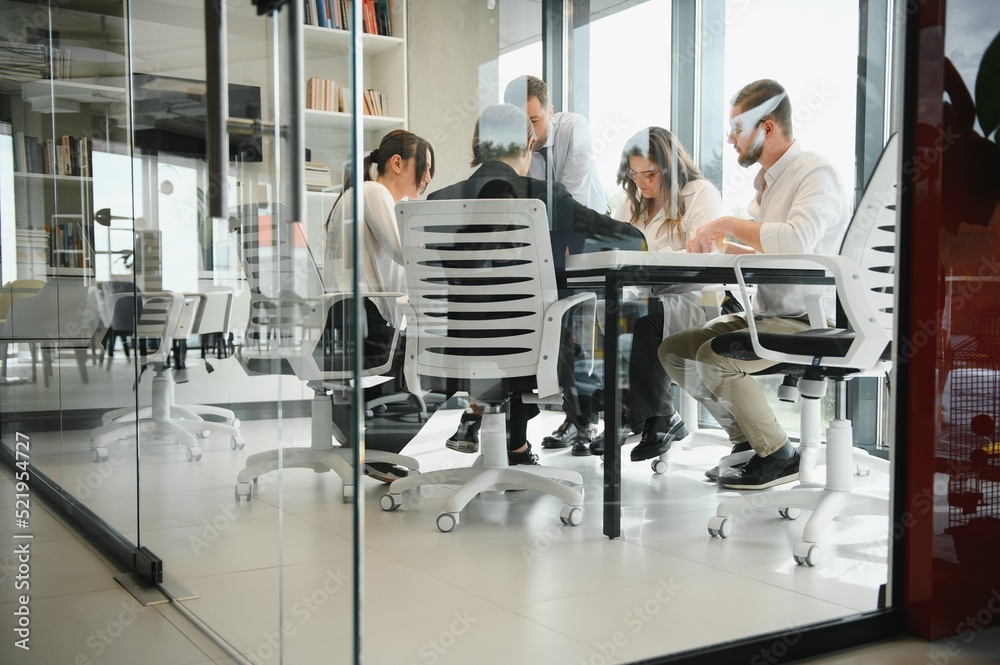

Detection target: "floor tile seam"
[709, 565, 873, 613]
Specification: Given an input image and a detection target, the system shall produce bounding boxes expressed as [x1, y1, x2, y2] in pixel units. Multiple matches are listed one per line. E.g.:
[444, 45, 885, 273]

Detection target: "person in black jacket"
[427, 103, 642, 462]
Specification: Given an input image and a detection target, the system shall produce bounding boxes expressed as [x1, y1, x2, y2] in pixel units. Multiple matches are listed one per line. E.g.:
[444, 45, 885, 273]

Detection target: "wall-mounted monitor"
[131, 73, 263, 162]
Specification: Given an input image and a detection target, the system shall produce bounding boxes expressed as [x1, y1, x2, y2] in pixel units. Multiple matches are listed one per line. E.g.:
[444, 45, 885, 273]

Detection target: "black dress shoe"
[542, 418, 578, 449]
[718, 451, 800, 490]
[571, 424, 598, 456]
[508, 443, 539, 465]
[446, 413, 481, 454]
[630, 414, 689, 462]
[590, 430, 605, 456]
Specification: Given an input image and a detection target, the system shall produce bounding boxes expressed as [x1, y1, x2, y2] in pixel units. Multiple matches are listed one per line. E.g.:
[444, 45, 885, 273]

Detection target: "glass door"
[0, 0, 140, 557]
[126, 1, 360, 661]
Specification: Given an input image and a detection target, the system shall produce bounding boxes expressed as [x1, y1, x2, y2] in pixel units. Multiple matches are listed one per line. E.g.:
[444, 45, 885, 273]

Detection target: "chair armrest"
[803, 292, 832, 328]
[537, 291, 597, 399]
[733, 253, 889, 369]
[285, 291, 404, 380]
[397, 295, 424, 397]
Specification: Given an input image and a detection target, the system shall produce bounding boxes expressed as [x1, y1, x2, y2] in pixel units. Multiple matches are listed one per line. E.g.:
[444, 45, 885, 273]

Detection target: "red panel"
[903, 0, 1000, 640]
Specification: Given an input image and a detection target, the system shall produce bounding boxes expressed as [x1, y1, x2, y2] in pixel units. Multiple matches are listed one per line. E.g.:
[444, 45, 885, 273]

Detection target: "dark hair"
[732, 79, 793, 138]
[470, 104, 536, 166]
[616, 127, 703, 239]
[503, 74, 548, 108]
[364, 129, 435, 188]
[325, 129, 435, 230]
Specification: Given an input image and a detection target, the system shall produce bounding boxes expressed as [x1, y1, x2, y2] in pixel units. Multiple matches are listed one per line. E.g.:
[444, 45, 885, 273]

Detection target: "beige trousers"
[658, 314, 812, 457]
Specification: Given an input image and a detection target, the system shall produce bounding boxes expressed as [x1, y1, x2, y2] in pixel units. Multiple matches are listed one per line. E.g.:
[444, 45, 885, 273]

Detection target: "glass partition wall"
[0, 0, 141, 557]
[0, 1, 905, 663]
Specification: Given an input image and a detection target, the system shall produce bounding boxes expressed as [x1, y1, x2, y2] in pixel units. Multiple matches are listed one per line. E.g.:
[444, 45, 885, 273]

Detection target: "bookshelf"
[300, 0, 407, 253]
[0, 0, 128, 283]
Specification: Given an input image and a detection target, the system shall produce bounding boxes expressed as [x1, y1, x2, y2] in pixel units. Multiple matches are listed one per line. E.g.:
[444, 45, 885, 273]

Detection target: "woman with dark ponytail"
[324, 129, 435, 329]
[322, 130, 435, 480]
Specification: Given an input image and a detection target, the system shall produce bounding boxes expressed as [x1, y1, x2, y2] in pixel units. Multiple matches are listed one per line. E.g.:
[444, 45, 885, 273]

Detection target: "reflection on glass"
[0, 1, 903, 663]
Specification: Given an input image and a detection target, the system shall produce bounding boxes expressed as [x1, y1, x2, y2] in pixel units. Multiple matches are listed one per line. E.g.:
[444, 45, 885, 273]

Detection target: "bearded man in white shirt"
[503, 75, 608, 214]
[659, 78, 850, 491]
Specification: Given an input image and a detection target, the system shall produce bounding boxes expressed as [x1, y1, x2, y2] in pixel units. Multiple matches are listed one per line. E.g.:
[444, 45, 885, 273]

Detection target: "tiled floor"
[1, 354, 996, 664]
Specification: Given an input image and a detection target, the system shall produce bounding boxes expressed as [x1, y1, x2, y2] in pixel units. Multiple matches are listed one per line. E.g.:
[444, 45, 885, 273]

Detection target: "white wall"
[406, 1, 501, 193]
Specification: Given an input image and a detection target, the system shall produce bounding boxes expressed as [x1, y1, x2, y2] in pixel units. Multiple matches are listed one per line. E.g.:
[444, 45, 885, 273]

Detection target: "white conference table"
[563, 250, 832, 539]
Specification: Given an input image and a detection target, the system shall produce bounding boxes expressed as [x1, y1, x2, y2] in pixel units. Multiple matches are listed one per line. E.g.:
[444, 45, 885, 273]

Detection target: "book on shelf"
[46, 218, 89, 269]
[15, 229, 48, 280]
[306, 77, 348, 112]
[305, 160, 334, 191]
[0, 42, 49, 84]
[12, 133, 92, 176]
[303, 0, 393, 36]
[361, 88, 387, 116]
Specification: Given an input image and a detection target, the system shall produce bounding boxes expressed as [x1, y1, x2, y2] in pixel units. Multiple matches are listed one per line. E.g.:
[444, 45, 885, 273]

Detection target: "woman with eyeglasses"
[612, 126, 724, 463]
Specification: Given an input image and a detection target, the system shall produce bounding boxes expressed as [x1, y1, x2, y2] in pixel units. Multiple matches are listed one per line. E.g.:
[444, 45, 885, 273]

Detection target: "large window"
[588, 1, 673, 209]
[721, 0, 859, 216]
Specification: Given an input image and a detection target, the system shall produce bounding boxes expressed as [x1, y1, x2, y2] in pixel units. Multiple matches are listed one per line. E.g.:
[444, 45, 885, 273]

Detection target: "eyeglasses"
[728, 119, 763, 141]
[625, 167, 660, 183]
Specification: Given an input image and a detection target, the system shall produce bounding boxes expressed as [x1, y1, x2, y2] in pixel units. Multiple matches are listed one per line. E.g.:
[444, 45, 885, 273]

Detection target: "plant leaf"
[975, 29, 1000, 139]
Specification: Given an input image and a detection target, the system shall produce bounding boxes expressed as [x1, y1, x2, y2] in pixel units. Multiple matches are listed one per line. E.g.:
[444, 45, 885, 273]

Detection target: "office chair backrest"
[134, 292, 185, 364]
[99, 280, 141, 333]
[838, 133, 899, 337]
[190, 287, 234, 338]
[229, 204, 324, 352]
[396, 198, 558, 382]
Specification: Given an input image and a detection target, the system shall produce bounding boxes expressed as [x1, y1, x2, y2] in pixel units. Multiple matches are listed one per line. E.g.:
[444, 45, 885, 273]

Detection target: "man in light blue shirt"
[504, 75, 608, 214]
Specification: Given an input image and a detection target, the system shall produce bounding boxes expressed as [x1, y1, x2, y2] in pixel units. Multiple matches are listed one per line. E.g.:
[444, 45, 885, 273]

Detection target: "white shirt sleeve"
[680, 180, 725, 241]
[364, 182, 404, 265]
[758, 165, 844, 254]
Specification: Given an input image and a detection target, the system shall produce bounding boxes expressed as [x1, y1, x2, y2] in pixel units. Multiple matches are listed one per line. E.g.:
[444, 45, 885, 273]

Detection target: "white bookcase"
[300, 1, 407, 260]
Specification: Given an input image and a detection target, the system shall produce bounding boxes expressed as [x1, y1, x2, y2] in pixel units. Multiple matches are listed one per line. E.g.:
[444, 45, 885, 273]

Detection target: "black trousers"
[328, 299, 423, 456]
[625, 298, 677, 427]
[504, 323, 591, 448]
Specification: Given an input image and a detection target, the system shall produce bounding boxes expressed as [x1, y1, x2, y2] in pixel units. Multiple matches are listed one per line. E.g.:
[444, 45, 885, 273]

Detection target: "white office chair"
[381, 199, 590, 532]
[706, 133, 899, 566]
[89, 291, 244, 461]
[0, 277, 103, 388]
[230, 205, 421, 503]
[0, 279, 44, 383]
[169, 288, 244, 443]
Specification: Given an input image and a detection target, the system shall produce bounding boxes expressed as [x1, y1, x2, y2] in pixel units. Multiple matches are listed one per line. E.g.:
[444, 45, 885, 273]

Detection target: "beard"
[737, 127, 765, 168]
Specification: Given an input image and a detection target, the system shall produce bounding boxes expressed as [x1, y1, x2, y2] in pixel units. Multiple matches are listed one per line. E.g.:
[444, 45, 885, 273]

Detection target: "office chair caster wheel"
[198, 430, 211, 439]
[230, 417, 241, 428]
[707, 516, 732, 538]
[186, 446, 202, 461]
[91, 447, 109, 462]
[560, 505, 583, 526]
[380, 493, 400, 511]
[342, 485, 355, 503]
[235, 481, 252, 502]
[778, 507, 800, 520]
[437, 512, 458, 532]
[230, 436, 245, 450]
[793, 542, 820, 567]
[651, 459, 668, 475]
